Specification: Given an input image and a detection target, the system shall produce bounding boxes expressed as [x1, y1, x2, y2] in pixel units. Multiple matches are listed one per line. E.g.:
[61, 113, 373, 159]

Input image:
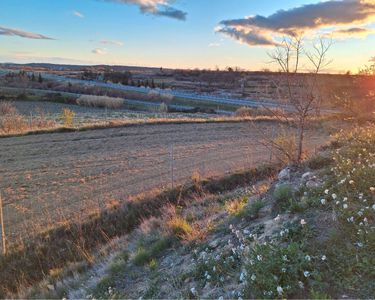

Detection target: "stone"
[306, 179, 322, 189]
[209, 239, 219, 249]
[302, 172, 313, 181]
[278, 167, 290, 181]
[47, 284, 55, 291]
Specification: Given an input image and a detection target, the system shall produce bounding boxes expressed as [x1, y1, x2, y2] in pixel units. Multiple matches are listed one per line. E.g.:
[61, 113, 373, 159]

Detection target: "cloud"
[100, 39, 124, 46]
[218, 0, 375, 46]
[330, 27, 374, 38]
[92, 48, 107, 55]
[0, 26, 54, 40]
[73, 10, 85, 18]
[208, 42, 221, 47]
[217, 27, 278, 46]
[101, 0, 186, 20]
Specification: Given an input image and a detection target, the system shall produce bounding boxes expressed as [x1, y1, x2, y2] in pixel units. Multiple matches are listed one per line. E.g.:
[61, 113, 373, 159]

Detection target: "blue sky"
[1, 0, 375, 72]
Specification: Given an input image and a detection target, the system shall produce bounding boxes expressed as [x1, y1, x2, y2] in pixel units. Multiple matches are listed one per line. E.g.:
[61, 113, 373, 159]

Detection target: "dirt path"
[0, 122, 328, 242]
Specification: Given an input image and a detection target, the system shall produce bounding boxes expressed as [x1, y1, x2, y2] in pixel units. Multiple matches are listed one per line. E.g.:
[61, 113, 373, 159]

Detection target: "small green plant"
[148, 259, 158, 271]
[62, 108, 75, 127]
[243, 199, 266, 219]
[133, 248, 151, 266]
[273, 184, 294, 212]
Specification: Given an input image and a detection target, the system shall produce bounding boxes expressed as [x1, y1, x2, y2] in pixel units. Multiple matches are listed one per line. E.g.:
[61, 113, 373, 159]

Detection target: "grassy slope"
[40, 126, 375, 299]
[0, 164, 279, 298]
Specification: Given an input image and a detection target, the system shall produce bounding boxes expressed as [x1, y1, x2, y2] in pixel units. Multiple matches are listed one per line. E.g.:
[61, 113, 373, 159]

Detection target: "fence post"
[170, 144, 174, 189]
[0, 192, 6, 255]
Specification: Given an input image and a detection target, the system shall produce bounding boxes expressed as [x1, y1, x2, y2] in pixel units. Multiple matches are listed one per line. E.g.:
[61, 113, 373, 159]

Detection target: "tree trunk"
[297, 119, 305, 163]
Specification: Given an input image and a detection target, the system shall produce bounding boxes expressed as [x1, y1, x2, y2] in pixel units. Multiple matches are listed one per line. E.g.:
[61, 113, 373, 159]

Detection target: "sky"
[1, 0, 375, 73]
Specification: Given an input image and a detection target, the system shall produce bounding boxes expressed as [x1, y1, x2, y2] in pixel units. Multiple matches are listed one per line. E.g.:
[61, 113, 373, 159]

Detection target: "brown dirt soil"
[0, 121, 328, 243]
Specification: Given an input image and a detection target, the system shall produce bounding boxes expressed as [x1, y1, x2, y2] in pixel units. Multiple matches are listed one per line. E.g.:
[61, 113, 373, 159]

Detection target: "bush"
[243, 199, 266, 219]
[61, 108, 75, 127]
[168, 216, 193, 240]
[273, 184, 295, 212]
[0, 102, 17, 116]
[148, 90, 174, 103]
[76, 95, 124, 109]
[272, 131, 298, 164]
[225, 196, 248, 216]
[133, 248, 152, 266]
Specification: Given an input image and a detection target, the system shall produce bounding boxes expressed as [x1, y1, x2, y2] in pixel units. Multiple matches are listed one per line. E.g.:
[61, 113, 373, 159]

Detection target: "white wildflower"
[257, 255, 263, 261]
[343, 204, 348, 209]
[303, 271, 311, 278]
[322, 255, 327, 261]
[321, 199, 326, 205]
[298, 281, 304, 289]
[305, 255, 311, 262]
[300, 219, 307, 226]
[277, 286, 283, 295]
[251, 274, 256, 281]
[325, 189, 329, 195]
[332, 194, 337, 200]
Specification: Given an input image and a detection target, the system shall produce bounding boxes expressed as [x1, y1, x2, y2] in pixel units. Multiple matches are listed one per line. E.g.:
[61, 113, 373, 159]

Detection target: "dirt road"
[0, 121, 328, 241]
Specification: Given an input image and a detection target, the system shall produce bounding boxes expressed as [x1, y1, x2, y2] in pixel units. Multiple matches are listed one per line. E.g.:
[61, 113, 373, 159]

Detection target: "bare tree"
[259, 36, 332, 163]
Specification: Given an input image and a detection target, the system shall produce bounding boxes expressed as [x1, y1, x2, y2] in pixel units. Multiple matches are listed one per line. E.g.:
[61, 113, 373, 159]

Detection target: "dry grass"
[148, 90, 174, 103]
[236, 106, 286, 117]
[76, 95, 124, 109]
[0, 101, 56, 134]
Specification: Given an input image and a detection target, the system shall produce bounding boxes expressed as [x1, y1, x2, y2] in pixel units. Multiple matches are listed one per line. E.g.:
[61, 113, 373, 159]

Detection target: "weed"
[225, 196, 248, 216]
[168, 217, 193, 240]
[273, 184, 293, 210]
[243, 199, 266, 219]
[133, 248, 151, 266]
[148, 259, 158, 271]
[62, 108, 75, 127]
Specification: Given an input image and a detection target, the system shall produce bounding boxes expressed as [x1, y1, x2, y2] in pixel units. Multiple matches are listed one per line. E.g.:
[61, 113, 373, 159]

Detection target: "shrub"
[273, 184, 295, 212]
[0, 102, 17, 116]
[225, 196, 248, 216]
[76, 95, 124, 109]
[148, 90, 174, 103]
[243, 199, 266, 219]
[0, 102, 28, 133]
[61, 108, 75, 127]
[168, 216, 193, 239]
[272, 130, 298, 164]
[133, 248, 151, 266]
[158, 102, 168, 113]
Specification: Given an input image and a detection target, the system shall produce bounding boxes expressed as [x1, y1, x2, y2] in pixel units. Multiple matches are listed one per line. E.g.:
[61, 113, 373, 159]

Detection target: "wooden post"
[0, 192, 6, 255]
